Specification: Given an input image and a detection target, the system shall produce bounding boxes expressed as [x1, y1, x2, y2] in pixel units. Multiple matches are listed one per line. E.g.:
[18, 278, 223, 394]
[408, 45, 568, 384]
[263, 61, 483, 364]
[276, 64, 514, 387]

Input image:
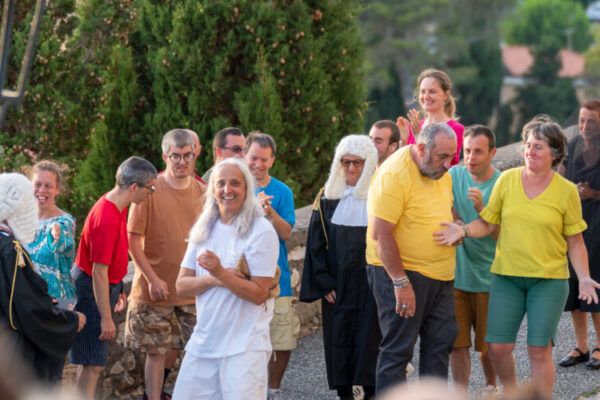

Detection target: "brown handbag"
[233, 254, 281, 299]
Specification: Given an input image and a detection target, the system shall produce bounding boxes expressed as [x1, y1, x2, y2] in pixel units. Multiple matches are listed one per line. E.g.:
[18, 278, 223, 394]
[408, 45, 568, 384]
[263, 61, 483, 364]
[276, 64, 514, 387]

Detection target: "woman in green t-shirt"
[434, 116, 600, 399]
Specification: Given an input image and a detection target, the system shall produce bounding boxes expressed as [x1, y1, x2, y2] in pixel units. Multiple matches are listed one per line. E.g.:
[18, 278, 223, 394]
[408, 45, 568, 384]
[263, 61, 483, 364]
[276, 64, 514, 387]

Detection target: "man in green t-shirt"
[448, 125, 500, 395]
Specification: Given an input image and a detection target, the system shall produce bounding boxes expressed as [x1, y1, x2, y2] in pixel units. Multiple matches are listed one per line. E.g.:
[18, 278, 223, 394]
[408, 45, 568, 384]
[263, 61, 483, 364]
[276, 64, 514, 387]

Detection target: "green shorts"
[486, 275, 568, 347]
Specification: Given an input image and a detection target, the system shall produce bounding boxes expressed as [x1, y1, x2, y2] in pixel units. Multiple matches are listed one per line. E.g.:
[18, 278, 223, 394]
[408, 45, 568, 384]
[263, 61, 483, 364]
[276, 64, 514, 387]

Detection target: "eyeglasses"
[340, 159, 365, 168]
[168, 152, 195, 163]
[143, 184, 156, 194]
[220, 146, 244, 154]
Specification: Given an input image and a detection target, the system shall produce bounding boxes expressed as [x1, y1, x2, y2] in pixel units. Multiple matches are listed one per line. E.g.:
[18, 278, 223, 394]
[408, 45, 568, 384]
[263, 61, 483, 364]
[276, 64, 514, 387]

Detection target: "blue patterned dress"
[26, 214, 76, 300]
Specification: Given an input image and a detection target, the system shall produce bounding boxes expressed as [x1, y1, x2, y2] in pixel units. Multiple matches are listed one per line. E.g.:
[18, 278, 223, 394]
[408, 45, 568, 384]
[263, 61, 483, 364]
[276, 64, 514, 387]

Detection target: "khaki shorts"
[270, 297, 300, 351]
[453, 289, 490, 352]
[125, 303, 196, 355]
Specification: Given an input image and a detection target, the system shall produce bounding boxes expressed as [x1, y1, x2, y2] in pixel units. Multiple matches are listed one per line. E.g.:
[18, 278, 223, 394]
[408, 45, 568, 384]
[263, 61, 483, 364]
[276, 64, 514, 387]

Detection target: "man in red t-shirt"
[70, 156, 157, 400]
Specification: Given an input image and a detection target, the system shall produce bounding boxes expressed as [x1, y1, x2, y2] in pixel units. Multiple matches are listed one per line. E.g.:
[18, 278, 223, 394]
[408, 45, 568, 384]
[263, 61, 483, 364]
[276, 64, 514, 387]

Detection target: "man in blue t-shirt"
[245, 132, 297, 400]
[449, 125, 501, 395]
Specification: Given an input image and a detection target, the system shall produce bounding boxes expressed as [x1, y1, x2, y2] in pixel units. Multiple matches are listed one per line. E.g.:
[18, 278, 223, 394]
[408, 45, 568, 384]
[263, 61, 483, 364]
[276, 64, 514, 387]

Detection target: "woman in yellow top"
[434, 117, 600, 399]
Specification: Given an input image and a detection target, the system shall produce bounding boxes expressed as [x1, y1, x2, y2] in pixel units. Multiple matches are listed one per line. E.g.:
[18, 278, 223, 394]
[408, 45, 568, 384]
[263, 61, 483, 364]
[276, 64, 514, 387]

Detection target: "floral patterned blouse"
[26, 214, 76, 300]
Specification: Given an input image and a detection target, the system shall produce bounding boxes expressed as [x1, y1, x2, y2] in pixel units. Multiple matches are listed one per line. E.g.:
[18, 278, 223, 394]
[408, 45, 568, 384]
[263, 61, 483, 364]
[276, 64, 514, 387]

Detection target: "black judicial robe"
[299, 194, 380, 390]
[0, 231, 79, 383]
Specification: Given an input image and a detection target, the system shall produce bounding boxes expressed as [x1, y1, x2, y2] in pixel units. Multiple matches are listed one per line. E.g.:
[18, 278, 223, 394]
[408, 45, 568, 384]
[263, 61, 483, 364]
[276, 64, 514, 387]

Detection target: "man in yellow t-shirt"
[366, 123, 457, 394]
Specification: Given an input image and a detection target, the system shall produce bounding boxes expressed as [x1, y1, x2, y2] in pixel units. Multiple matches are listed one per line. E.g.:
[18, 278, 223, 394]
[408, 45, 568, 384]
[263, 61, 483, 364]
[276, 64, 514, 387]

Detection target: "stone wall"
[85, 136, 566, 398]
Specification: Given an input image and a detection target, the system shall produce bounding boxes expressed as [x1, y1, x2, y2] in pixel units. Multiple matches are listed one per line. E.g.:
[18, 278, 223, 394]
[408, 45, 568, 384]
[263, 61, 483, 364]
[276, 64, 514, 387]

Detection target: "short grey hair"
[189, 158, 263, 244]
[115, 156, 157, 188]
[161, 129, 197, 154]
[417, 123, 456, 151]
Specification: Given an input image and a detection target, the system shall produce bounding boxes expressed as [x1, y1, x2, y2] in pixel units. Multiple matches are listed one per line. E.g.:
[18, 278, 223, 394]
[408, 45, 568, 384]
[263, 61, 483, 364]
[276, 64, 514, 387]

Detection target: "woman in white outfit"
[173, 158, 279, 400]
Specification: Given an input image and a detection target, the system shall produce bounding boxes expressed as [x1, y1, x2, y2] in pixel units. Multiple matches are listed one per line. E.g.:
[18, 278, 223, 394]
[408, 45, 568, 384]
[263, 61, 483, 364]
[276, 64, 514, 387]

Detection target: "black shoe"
[586, 348, 600, 370]
[559, 347, 590, 367]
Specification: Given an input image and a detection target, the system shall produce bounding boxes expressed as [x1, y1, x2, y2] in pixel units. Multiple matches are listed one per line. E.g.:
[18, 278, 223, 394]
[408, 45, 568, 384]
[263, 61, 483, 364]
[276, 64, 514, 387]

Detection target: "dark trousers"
[366, 266, 457, 394]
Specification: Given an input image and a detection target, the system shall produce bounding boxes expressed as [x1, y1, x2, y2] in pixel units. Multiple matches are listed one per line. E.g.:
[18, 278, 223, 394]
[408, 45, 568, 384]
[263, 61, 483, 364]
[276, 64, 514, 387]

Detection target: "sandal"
[558, 347, 589, 367]
[586, 348, 600, 370]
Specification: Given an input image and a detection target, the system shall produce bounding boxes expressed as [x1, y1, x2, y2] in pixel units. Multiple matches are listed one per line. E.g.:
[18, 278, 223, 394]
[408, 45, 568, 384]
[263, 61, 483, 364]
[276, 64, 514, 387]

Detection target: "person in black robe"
[300, 135, 380, 400]
[560, 101, 600, 369]
[0, 173, 83, 383]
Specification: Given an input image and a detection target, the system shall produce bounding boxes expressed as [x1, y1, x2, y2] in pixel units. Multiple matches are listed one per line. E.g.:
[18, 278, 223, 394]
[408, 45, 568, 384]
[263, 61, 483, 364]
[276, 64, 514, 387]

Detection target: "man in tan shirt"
[125, 129, 205, 400]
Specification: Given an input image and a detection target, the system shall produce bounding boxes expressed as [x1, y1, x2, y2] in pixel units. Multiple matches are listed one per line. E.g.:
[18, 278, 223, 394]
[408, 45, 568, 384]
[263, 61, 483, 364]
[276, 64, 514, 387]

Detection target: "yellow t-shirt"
[366, 146, 455, 281]
[480, 167, 587, 279]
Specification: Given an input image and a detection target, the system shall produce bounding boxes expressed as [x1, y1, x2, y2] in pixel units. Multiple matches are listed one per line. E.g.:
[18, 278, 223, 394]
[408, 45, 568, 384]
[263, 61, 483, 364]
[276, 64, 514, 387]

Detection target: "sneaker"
[267, 388, 281, 400]
[482, 385, 499, 399]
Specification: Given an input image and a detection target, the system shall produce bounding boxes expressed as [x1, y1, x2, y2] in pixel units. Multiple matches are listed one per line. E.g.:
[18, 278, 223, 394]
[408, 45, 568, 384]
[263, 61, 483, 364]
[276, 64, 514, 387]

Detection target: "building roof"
[502, 45, 585, 78]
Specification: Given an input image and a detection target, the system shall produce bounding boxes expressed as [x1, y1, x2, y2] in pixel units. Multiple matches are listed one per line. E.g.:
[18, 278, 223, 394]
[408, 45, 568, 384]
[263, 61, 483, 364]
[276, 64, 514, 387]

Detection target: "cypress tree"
[77, 0, 367, 205]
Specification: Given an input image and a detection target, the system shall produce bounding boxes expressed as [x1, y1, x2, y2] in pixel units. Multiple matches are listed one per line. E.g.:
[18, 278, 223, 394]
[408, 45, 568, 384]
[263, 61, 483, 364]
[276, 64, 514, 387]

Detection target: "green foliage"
[79, 0, 366, 205]
[364, 61, 405, 129]
[73, 44, 142, 219]
[1, 0, 89, 162]
[436, 0, 515, 128]
[503, 0, 587, 131]
[584, 26, 600, 99]
[504, 0, 592, 53]
[360, 0, 447, 123]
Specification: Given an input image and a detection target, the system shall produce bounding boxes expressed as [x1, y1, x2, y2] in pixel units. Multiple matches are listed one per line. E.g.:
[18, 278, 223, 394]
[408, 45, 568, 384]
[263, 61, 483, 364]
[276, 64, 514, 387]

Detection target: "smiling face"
[245, 143, 275, 185]
[419, 77, 448, 115]
[32, 170, 60, 211]
[579, 107, 600, 142]
[417, 134, 456, 180]
[213, 164, 247, 219]
[464, 134, 496, 178]
[524, 135, 554, 173]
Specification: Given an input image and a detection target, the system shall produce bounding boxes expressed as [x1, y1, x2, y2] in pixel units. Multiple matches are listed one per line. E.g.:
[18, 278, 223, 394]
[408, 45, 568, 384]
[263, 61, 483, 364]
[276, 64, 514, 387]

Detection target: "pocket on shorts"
[274, 299, 292, 326]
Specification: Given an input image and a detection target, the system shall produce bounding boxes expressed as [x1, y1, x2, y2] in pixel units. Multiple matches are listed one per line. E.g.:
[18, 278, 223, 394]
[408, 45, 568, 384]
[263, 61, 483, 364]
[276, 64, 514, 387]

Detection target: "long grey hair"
[189, 158, 263, 244]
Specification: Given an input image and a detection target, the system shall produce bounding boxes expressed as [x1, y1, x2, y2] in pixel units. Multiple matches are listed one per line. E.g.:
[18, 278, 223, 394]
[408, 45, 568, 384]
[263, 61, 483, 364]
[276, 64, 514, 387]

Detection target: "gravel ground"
[278, 313, 600, 399]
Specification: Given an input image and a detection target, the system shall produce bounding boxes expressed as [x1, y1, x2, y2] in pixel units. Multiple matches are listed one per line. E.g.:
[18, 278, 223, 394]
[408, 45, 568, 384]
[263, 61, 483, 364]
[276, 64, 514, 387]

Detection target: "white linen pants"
[172, 350, 270, 400]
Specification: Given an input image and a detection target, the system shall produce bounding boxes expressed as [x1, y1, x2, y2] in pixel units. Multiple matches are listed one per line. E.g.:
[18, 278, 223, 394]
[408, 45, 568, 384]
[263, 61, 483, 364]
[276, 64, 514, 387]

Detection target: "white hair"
[324, 134, 378, 200]
[189, 158, 263, 244]
[0, 173, 38, 243]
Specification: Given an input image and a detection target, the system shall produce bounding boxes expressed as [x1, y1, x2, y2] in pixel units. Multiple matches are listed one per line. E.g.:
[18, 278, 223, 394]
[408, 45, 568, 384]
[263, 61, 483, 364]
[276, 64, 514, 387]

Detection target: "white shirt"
[181, 217, 279, 358]
[331, 187, 368, 227]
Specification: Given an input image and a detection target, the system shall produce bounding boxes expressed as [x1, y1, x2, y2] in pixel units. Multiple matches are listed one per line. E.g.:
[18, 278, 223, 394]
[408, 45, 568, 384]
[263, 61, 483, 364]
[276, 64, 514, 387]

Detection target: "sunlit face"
[245, 143, 275, 183]
[464, 135, 496, 177]
[419, 77, 448, 115]
[132, 178, 157, 205]
[417, 135, 456, 180]
[579, 107, 600, 142]
[340, 154, 365, 186]
[163, 145, 195, 179]
[369, 126, 397, 164]
[213, 164, 247, 217]
[216, 135, 246, 162]
[524, 135, 554, 172]
[32, 170, 59, 210]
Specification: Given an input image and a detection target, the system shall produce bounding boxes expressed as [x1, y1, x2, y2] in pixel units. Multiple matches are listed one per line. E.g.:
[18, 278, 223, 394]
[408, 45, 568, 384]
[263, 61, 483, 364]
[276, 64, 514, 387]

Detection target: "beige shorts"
[270, 296, 300, 351]
[125, 303, 196, 355]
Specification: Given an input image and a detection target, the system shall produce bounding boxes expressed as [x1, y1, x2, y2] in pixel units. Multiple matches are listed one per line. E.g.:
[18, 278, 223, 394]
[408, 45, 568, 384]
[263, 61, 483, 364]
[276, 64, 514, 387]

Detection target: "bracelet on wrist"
[392, 275, 410, 288]
[461, 225, 470, 238]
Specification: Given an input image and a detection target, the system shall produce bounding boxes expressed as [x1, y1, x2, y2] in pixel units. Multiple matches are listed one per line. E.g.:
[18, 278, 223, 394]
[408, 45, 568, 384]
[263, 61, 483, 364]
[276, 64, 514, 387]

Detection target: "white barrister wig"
[0, 173, 38, 244]
[324, 134, 378, 200]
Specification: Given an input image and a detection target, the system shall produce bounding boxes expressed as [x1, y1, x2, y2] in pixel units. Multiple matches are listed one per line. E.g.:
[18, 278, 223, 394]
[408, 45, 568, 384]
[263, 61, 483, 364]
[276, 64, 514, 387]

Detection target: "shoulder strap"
[312, 187, 329, 250]
[9, 240, 33, 330]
